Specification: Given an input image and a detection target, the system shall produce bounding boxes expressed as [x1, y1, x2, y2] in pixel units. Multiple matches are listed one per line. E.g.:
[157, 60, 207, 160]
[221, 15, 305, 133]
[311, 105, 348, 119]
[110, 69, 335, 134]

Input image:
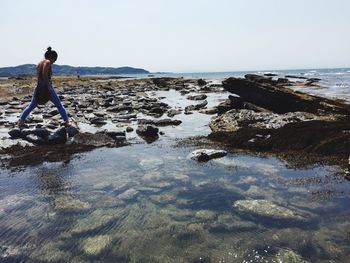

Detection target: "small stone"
[71, 208, 122, 234]
[187, 94, 207, 100]
[185, 100, 208, 113]
[137, 119, 181, 126]
[126, 126, 134, 132]
[167, 109, 182, 117]
[189, 149, 227, 162]
[197, 79, 207, 86]
[136, 125, 159, 140]
[90, 117, 107, 126]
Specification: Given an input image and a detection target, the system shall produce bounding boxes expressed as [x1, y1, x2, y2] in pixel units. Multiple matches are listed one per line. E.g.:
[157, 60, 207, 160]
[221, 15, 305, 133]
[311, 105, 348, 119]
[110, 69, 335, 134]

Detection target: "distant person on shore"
[17, 47, 71, 127]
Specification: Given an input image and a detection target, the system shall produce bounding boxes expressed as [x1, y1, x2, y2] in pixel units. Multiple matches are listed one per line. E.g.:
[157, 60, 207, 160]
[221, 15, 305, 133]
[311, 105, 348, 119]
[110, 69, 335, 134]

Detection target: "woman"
[17, 47, 71, 127]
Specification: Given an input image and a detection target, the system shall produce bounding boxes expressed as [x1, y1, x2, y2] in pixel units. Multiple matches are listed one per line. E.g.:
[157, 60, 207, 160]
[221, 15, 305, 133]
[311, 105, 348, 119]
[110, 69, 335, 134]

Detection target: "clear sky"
[1, 0, 350, 72]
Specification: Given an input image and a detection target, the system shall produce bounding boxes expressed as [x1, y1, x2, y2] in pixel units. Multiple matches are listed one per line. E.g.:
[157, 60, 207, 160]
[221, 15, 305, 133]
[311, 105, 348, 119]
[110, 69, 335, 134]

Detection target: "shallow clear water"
[1, 89, 350, 262]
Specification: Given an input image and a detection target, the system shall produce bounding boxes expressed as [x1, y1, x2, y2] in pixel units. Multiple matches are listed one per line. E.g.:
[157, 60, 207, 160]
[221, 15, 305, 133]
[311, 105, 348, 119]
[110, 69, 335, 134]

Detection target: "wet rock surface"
[0, 76, 225, 168]
[137, 118, 182, 126]
[189, 149, 227, 162]
[136, 125, 159, 142]
[209, 75, 350, 165]
[1, 74, 349, 169]
[210, 109, 325, 133]
[222, 75, 350, 114]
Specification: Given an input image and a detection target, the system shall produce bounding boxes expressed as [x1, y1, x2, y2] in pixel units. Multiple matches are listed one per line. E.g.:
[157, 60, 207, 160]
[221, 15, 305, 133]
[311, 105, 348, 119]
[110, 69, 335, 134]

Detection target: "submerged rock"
[189, 149, 227, 162]
[117, 188, 139, 201]
[54, 197, 91, 212]
[71, 208, 123, 234]
[29, 241, 70, 263]
[233, 199, 306, 221]
[81, 235, 112, 256]
[209, 213, 258, 233]
[274, 249, 309, 263]
[194, 210, 217, 220]
[0, 194, 34, 216]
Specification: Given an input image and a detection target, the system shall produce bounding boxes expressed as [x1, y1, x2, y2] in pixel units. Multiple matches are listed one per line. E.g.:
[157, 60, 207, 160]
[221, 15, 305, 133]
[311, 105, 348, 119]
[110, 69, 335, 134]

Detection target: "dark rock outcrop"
[197, 79, 207, 86]
[152, 77, 176, 87]
[222, 77, 350, 114]
[208, 75, 350, 163]
[209, 117, 350, 159]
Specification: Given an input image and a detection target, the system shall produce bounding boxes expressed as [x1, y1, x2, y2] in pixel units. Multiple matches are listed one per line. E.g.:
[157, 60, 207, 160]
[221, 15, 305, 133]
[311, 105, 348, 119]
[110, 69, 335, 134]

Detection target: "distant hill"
[0, 64, 150, 77]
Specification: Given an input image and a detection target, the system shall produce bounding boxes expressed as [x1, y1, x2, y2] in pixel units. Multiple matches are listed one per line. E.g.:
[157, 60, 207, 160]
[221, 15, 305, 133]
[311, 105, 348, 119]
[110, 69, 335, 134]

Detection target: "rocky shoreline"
[1, 74, 350, 262]
[0, 76, 221, 168]
[208, 74, 350, 168]
[0, 74, 349, 171]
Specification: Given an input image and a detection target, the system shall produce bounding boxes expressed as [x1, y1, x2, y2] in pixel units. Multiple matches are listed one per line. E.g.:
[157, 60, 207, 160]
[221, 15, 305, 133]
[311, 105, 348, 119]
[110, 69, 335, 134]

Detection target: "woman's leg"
[50, 88, 69, 121]
[19, 92, 38, 121]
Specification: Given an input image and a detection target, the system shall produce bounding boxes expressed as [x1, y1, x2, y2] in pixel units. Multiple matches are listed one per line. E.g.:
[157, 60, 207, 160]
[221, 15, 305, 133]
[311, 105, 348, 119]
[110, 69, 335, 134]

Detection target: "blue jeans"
[20, 85, 69, 122]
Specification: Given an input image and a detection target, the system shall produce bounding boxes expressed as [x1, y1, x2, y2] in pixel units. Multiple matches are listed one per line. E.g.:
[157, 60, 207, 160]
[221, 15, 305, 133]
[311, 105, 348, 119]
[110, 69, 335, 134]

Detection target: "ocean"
[123, 67, 350, 103]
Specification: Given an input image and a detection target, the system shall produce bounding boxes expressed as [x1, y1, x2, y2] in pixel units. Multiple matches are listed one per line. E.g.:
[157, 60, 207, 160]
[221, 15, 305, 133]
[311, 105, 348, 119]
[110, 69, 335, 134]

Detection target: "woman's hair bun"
[47, 46, 52, 52]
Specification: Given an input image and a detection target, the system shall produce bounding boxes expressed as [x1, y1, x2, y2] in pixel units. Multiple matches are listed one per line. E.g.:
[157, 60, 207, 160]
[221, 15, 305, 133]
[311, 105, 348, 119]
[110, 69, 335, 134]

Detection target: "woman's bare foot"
[16, 119, 27, 128]
[64, 120, 72, 127]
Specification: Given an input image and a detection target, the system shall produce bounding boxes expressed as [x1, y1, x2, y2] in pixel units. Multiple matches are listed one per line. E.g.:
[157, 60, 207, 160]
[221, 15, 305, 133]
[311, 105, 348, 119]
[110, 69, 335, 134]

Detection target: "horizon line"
[1, 63, 350, 74]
